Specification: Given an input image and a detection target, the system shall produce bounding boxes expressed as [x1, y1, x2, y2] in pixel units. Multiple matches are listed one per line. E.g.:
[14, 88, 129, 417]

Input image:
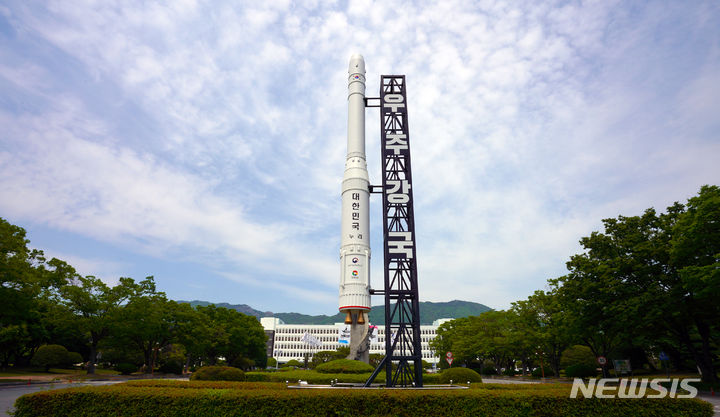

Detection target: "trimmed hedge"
[565, 364, 598, 378]
[481, 366, 498, 375]
[123, 380, 286, 390]
[14, 381, 712, 416]
[438, 367, 482, 384]
[531, 366, 555, 377]
[159, 358, 184, 375]
[245, 370, 441, 384]
[191, 366, 245, 381]
[31, 345, 82, 371]
[315, 359, 374, 374]
[115, 363, 137, 375]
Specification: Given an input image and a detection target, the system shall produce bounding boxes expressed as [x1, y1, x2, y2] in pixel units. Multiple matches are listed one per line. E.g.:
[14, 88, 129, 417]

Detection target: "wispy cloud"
[1, 1, 718, 313]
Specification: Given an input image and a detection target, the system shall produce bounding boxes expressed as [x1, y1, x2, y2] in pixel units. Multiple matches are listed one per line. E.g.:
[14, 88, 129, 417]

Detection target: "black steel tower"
[365, 75, 423, 387]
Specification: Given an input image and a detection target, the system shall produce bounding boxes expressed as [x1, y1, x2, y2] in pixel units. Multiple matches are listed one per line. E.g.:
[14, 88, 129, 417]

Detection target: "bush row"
[15, 383, 712, 417]
[191, 366, 245, 381]
[438, 367, 482, 383]
[122, 380, 286, 390]
[314, 359, 374, 374]
[245, 370, 441, 384]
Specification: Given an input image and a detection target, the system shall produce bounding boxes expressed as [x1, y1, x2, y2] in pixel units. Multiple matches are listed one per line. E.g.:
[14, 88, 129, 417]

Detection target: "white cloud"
[1, 1, 718, 312]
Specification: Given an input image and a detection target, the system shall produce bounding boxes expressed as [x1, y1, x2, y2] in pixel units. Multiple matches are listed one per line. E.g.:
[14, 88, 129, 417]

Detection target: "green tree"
[512, 290, 571, 377]
[0, 218, 75, 368]
[194, 305, 267, 368]
[431, 312, 519, 373]
[430, 318, 460, 369]
[550, 209, 665, 376]
[549, 186, 720, 382]
[172, 302, 208, 371]
[560, 345, 596, 369]
[669, 185, 720, 382]
[60, 275, 153, 374]
[110, 292, 184, 371]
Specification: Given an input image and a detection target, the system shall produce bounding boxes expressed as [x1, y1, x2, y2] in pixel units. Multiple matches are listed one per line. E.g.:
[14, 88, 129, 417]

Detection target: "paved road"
[0, 380, 121, 417]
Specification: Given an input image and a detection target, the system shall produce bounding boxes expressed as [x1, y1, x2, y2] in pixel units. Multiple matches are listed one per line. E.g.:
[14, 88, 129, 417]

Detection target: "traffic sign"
[446, 351, 453, 359]
[659, 352, 669, 361]
[447, 357, 454, 366]
[597, 356, 607, 366]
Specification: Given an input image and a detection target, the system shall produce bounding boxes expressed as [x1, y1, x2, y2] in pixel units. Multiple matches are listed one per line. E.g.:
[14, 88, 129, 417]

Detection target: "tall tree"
[194, 305, 267, 368]
[512, 290, 571, 376]
[0, 218, 74, 367]
[669, 185, 720, 383]
[60, 276, 153, 374]
[550, 186, 720, 382]
[110, 293, 185, 370]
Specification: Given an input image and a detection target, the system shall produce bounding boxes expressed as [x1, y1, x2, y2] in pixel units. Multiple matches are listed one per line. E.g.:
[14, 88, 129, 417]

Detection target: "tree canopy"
[0, 218, 267, 373]
[432, 185, 720, 383]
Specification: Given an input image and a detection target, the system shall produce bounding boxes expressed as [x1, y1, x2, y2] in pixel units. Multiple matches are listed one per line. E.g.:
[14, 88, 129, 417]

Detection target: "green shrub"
[561, 345, 596, 368]
[15, 382, 712, 417]
[115, 363, 136, 375]
[565, 363, 598, 378]
[190, 366, 245, 381]
[315, 359, 374, 374]
[231, 356, 255, 371]
[281, 359, 302, 368]
[244, 369, 434, 385]
[438, 367, 482, 383]
[31, 345, 82, 371]
[502, 368, 516, 376]
[481, 366, 497, 375]
[158, 358, 184, 375]
[123, 380, 285, 390]
[67, 352, 83, 366]
[531, 366, 554, 377]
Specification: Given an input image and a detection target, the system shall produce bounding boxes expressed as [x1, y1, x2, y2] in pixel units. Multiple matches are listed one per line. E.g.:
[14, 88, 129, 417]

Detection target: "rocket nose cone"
[349, 54, 366, 74]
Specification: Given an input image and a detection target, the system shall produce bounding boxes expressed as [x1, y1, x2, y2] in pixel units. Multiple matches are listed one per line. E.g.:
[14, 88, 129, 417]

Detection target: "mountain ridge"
[177, 299, 492, 325]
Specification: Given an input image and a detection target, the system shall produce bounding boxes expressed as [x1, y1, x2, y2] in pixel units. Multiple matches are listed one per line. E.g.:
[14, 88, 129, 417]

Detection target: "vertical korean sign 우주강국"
[378, 76, 423, 387]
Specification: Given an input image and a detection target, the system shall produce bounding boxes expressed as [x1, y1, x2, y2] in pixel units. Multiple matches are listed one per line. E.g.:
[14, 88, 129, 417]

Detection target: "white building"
[260, 317, 452, 365]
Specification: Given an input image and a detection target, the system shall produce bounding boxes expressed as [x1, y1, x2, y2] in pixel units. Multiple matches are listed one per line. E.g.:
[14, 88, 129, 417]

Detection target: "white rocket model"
[339, 54, 371, 362]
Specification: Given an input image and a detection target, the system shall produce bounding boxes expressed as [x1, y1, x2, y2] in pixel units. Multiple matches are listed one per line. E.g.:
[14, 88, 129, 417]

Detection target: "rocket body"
[339, 54, 371, 361]
[339, 54, 371, 314]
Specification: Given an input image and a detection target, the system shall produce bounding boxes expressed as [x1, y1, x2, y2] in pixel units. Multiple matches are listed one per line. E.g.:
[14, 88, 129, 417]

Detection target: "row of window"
[274, 337, 432, 350]
[274, 328, 438, 336]
[274, 335, 437, 343]
[272, 350, 439, 360]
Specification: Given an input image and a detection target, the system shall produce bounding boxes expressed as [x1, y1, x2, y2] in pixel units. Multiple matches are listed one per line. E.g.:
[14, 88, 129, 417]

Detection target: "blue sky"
[1, 1, 718, 315]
